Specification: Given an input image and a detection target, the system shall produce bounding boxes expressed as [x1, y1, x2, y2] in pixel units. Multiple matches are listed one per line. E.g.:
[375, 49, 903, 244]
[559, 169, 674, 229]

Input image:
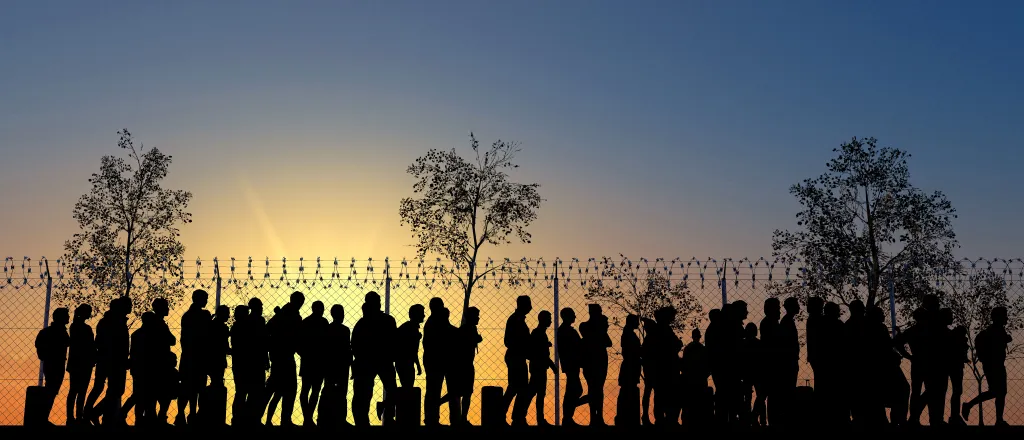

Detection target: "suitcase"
[24, 386, 49, 426]
[199, 384, 227, 426]
[395, 387, 421, 426]
[481, 386, 505, 426]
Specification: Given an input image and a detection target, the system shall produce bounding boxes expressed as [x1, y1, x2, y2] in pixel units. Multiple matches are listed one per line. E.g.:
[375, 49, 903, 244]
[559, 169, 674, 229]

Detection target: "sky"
[2, 0, 1023, 263]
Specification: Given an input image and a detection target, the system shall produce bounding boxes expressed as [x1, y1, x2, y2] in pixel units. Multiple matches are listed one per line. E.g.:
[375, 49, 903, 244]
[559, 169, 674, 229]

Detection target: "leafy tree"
[943, 268, 1024, 425]
[399, 133, 543, 321]
[584, 255, 704, 338]
[58, 129, 193, 319]
[772, 136, 958, 308]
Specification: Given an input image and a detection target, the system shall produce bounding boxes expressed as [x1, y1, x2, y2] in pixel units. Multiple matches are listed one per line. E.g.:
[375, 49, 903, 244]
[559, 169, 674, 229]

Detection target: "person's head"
[465, 307, 480, 326]
[940, 308, 953, 326]
[331, 304, 345, 323]
[311, 300, 325, 317]
[764, 297, 781, 317]
[118, 296, 133, 316]
[656, 306, 677, 324]
[923, 294, 940, 312]
[709, 308, 721, 323]
[912, 307, 927, 324]
[992, 306, 1008, 327]
[783, 297, 800, 316]
[234, 305, 250, 321]
[290, 291, 305, 308]
[866, 306, 884, 324]
[274, 306, 281, 315]
[733, 300, 749, 321]
[588, 303, 603, 318]
[824, 302, 840, 320]
[152, 297, 169, 317]
[52, 307, 70, 326]
[73, 304, 93, 322]
[560, 307, 576, 324]
[625, 314, 640, 330]
[439, 307, 451, 322]
[428, 297, 444, 313]
[141, 311, 157, 327]
[808, 296, 824, 315]
[215, 305, 230, 321]
[516, 295, 532, 314]
[848, 300, 865, 318]
[364, 291, 381, 311]
[691, 328, 702, 343]
[248, 297, 263, 316]
[744, 322, 757, 339]
[192, 289, 209, 308]
[409, 304, 425, 324]
[538, 310, 552, 328]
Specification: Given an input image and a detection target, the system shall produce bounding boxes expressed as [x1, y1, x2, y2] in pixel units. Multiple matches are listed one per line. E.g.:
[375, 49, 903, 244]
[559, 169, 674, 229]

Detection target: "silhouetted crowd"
[30, 289, 1012, 428]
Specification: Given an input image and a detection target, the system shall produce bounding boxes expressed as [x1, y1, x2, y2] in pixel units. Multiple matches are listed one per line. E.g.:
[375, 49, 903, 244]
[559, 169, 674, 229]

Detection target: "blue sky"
[1, 0, 1022, 260]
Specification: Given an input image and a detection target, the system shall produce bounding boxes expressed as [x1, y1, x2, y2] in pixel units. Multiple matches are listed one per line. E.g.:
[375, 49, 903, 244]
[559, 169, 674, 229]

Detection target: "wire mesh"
[3, 256, 1023, 426]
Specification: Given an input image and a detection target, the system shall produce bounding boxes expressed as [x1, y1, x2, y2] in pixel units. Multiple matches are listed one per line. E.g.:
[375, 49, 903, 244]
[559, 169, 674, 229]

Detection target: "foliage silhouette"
[399, 133, 543, 321]
[58, 129, 193, 319]
[771, 136, 958, 308]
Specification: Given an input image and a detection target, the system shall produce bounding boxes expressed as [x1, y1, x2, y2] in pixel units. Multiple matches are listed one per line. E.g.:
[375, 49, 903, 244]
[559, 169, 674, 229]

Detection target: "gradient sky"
[2, 0, 1023, 262]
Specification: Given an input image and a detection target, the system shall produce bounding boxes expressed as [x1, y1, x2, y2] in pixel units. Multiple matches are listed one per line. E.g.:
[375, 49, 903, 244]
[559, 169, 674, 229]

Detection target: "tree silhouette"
[584, 255, 704, 338]
[943, 268, 1024, 424]
[399, 133, 543, 321]
[771, 137, 958, 308]
[58, 129, 193, 319]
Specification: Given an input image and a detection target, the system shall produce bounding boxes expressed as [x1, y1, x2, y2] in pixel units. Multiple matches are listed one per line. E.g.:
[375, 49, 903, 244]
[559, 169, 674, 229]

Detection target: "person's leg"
[379, 365, 398, 425]
[642, 381, 654, 425]
[950, 366, 964, 424]
[299, 376, 312, 423]
[281, 366, 297, 426]
[510, 360, 531, 424]
[340, 367, 351, 425]
[308, 376, 324, 425]
[424, 369, 443, 425]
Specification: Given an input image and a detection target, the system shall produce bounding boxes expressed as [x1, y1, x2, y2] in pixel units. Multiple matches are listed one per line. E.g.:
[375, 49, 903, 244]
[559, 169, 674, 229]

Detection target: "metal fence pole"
[384, 258, 391, 316]
[888, 273, 897, 337]
[721, 260, 728, 307]
[38, 266, 52, 387]
[215, 258, 222, 309]
[552, 259, 560, 426]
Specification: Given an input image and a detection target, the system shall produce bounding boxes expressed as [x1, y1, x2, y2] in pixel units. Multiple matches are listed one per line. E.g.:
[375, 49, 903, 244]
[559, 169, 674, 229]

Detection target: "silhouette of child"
[528, 310, 556, 425]
[67, 304, 95, 425]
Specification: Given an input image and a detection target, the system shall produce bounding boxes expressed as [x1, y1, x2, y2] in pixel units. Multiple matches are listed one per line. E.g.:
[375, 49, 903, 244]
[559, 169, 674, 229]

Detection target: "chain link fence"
[3, 256, 1023, 426]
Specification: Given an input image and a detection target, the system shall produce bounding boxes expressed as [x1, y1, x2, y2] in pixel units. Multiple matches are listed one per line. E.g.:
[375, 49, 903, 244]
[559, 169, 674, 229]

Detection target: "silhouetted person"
[579, 303, 612, 426]
[962, 306, 1011, 426]
[98, 296, 131, 425]
[129, 312, 155, 424]
[236, 297, 269, 426]
[844, 300, 867, 424]
[557, 307, 585, 425]
[652, 306, 682, 425]
[299, 300, 328, 426]
[806, 297, 824, 385]
[35, 307, 69, 425]
[209, 305, 231, 389]
[741, 322, 762, 426]
[776, 298, 800, 426]
[396, 304, 425, 389]
[423, 298, 452, 425]
[267, 292, 305, 426]
[177, 289, 212, 425]
[924, 307, 954, 425]
[722, 300, 749, 425]
[322, 304, 352, 427]
[229, 304, 250, 425]
[864, 306, 897, 425]
[949, 324, 969, 425]
[757, 299, 780, 425]
[615, 314, 642, 426]
[817, 301, 846, 424]
[67, 304, 95, 425]
[444, 306, 482, 425]
[894, 307, 930, 425]
[640, 316, 658, 425]
[528, 310, 555, 425]
[504, 295, 532, 426]
[351, 291, 398, 426]
[150, 298, 177, 425]
[680, 328, 711, 426]
[83, 298, 118, 425]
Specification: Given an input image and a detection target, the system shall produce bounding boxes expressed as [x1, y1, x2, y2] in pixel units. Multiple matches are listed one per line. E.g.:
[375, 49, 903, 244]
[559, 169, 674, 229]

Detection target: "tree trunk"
[462, 262, 475, 326]
[123, 232, 132, 299]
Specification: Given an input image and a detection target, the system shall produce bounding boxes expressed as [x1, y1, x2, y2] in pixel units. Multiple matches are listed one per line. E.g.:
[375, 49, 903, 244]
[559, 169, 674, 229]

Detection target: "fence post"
[38, 263, 52, 387]
[384, 258, 391, 316]
[552, 259, 560, 426]
[721, 260, 728, 307]
[215, 258, 222, 309]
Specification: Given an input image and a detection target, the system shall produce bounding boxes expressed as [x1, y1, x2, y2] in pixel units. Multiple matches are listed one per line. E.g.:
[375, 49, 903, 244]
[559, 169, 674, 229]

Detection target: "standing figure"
[680, 328, 711, 426]
[504, 295, 533, 426]
[34, 307, 70, 425]
[579, 304, 612, 426]
[528, 311, 555, 425]
[775, 298, 800, 426]
[615, 314, 642, 426]
[351, 292, 398, 426]
[177, 289, 212, 426]
[741, 322, 762, 426]
[758, 299, 781, 426]
[83, 298, 118, 425]
[422, 298, 451, 425]
[101, 296, 132, 425]
[962, 306, 1012, 426]
[266, 292, 305, 426]
[67, 304, 96, 425]
[948, 324, 969, 425]
[298, 300, 328, 426]
[321, 304, 352, 427]
[229, 304, 250, 425]
[447, 306, 482, 425]
[556, 307, 585, 425]
[396, 304, 425, 389]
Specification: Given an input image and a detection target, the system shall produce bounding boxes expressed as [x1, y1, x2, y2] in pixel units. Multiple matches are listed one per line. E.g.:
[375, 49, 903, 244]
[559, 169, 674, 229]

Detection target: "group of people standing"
[31, 289, 1013, 427]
